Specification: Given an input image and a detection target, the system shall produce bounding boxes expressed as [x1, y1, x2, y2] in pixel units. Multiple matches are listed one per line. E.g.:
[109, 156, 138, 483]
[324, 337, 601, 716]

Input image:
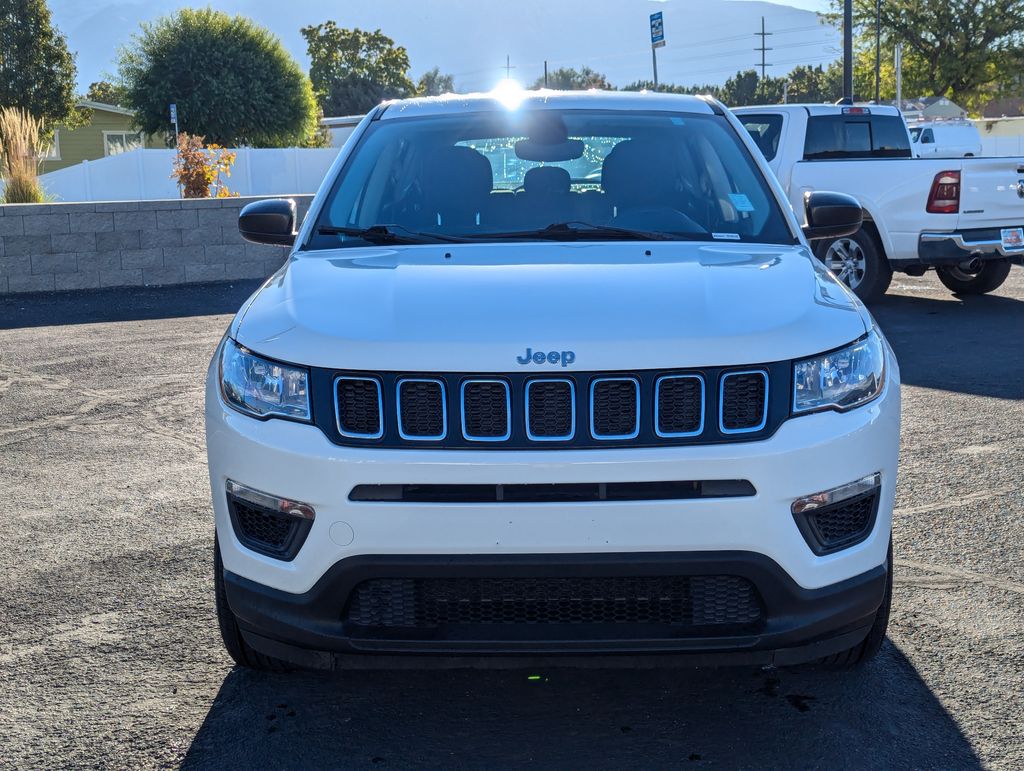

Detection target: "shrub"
[170, 133, 237, 199]
[119, 9, 318, 147]
[0, 107, 45, 204]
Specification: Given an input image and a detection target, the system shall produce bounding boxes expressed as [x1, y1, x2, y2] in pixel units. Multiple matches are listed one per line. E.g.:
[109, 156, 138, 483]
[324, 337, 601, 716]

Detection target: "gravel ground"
[1, 268, 1022, 769]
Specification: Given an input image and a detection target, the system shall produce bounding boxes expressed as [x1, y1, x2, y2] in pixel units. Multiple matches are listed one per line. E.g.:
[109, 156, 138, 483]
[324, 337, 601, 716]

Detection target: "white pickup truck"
[734, 104, 1024, 301]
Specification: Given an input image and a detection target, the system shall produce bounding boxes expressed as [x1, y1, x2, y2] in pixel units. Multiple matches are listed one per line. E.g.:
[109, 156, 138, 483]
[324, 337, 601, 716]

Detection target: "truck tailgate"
[958, 158, 1024, 229]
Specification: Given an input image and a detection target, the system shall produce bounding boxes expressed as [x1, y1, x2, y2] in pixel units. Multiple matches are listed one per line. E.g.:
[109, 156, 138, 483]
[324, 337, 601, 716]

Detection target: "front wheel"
[936, 259, 1011, 295]
[814, 228, 892, 303]
[214, 536, 291, 671]
[816, 541, 892, 670]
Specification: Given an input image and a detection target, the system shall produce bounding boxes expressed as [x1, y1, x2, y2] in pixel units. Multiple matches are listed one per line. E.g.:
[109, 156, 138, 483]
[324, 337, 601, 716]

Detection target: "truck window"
[921, 128, 935, 144]
[803, 114, 912, 160]
[737, 114, 783, 161]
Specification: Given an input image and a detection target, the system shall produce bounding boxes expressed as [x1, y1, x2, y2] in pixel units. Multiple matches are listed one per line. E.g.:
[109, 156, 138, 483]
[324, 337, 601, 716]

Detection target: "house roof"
[76, 100, 135, 116]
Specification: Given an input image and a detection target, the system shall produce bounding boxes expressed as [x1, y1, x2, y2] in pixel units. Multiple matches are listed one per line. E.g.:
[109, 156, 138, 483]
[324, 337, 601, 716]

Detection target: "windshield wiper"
[464, 221, 681, 242]
[317, 224, 469, 244]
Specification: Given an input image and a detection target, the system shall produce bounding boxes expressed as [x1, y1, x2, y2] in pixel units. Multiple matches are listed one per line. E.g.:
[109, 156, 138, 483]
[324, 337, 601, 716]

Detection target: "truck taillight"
[926, 170, 960, 213]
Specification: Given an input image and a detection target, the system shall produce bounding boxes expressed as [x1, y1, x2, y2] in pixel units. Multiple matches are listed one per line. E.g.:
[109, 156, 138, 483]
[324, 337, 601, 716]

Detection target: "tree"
[417, 67, 455, 97]
[85, 80, 129, 107]
[118, 8, 318, 147]
[531, 66, 613, 90]
[830, 0, 1024, 110]
[302, 24, 415, 115]
[621, 80, 722, 98]
[716, 70, 785, 106]
[0, 0, 79, 127]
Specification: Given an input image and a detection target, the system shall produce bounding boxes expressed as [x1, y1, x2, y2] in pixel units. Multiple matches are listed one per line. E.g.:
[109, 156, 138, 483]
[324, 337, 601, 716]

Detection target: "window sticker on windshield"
[728, 193, 755, 212]
[670, 117, 686, 125]
[712, 232, 741, 240]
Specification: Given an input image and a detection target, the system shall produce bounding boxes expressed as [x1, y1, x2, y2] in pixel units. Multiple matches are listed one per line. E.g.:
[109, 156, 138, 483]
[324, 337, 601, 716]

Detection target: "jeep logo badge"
[517, 348, 576, 367]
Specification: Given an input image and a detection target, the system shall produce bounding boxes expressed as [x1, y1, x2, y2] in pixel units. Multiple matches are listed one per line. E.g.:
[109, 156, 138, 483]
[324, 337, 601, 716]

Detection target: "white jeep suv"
[206, 90, 900, 671]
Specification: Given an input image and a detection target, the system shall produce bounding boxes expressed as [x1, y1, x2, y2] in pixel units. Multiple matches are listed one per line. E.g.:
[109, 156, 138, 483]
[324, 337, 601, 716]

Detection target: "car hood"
[233, 242, 868, 371]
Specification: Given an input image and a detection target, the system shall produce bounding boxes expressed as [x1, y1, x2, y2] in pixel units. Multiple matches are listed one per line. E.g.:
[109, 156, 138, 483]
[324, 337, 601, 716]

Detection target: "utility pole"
[895, 43, 903, 112]
[544, 60, 548, 88]
[755, 17, 773, 81]
[874, 0, 882, 103]
[843, 0, 853, 102]
[504, 55, 515, 80]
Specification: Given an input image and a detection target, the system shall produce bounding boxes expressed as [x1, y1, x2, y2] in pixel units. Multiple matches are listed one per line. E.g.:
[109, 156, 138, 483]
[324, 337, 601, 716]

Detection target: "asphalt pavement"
[1, 269, 1022, 769]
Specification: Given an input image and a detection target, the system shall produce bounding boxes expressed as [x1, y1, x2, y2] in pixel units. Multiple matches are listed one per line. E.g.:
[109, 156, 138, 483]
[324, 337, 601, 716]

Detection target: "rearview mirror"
[239, 198, 297, 247]
[802, 191, 862, 241]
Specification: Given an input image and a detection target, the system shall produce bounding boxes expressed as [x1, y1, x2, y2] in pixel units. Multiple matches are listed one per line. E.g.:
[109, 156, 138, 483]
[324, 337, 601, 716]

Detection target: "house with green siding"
[41, 101, 166, 174]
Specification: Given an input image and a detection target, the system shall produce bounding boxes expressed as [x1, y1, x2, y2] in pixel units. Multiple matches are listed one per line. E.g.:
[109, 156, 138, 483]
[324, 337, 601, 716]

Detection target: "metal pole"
[874, 0, 882, 103]
[652, 46, 659, 88]
[843, 0, 853, 101]
[895, 44, 903, 111]
[544, 60, 548, 88]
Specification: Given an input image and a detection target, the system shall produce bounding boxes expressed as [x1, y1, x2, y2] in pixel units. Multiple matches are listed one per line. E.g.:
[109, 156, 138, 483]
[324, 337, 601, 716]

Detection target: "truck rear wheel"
[214, 536, 291, 672]
[814, 229, 892, 303]
[936, 259, 1011, 295]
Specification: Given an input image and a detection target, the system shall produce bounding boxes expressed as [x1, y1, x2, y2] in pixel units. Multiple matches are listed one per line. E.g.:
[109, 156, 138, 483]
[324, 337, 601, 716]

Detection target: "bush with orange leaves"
[171, 133, 238, 198]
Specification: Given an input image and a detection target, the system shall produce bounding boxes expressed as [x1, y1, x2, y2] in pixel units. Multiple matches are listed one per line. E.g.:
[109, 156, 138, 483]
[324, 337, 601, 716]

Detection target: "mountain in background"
[52, 0, 839, 96]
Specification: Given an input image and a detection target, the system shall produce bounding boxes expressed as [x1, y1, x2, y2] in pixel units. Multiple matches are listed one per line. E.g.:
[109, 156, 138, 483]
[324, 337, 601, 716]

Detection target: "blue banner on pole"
[650, 12, 665, 48]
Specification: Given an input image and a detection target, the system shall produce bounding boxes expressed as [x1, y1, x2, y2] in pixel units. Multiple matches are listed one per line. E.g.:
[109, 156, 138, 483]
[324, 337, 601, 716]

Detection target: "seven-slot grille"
[328, 368, 780, 448]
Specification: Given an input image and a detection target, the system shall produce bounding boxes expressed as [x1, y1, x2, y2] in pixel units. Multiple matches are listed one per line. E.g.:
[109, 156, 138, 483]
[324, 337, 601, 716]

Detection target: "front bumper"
[206, 348, 899, 663]
[224, 551, 889, 669]
[916, 228, 1024, 266]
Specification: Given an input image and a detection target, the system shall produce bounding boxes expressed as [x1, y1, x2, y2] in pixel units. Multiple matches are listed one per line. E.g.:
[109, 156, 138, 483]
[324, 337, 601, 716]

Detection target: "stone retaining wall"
[0, 195, 313, 295]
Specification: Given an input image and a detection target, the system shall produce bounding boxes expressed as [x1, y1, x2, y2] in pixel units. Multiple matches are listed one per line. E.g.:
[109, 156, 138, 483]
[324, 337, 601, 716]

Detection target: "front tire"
[817, 541, 892, 670]
[214, 536, 291, 671]
[936, 259, 1011, 295]
[814, 228, 892, 303]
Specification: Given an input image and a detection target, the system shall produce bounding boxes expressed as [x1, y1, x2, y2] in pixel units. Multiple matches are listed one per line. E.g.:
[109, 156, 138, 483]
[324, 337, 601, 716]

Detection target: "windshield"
[306, 109, 795, 250]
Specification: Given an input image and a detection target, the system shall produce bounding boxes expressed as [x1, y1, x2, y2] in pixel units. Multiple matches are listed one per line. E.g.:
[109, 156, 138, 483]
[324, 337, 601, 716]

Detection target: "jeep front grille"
[319, 365, 786, 449]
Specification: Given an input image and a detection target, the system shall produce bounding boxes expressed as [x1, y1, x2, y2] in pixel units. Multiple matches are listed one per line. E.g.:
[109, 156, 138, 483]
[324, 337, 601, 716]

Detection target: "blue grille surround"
[316, 361, 793, 450]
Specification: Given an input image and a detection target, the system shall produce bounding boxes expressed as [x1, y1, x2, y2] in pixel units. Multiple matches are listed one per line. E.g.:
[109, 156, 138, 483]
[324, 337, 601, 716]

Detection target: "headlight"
[793, 329, 885, 414]
[219, 338, 310, 421]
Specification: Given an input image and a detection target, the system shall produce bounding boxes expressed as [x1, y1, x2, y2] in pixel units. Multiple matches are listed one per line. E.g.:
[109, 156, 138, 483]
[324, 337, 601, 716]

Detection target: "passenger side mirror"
[239, 198, 297, 247]
[802, 191, 862, 241]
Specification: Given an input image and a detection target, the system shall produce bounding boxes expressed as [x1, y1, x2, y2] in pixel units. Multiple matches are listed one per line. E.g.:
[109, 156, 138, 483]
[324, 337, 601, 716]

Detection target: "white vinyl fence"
[32, 147, 341, 202]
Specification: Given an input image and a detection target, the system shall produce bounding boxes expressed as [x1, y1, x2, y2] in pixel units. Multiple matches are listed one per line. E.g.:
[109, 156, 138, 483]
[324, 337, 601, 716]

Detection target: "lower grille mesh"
[808, 492, 878, 549]
[345, 575, 763, 632]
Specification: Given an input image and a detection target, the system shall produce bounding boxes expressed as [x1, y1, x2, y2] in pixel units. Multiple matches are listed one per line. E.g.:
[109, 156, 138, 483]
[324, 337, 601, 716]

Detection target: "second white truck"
[735, 104, 1024, 301]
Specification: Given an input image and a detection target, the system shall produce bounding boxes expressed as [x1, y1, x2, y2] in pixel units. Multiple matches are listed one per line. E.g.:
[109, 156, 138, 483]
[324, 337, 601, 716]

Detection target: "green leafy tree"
[85, 80, 129, 107]
[118, 8, 318, 147]
[0, 0, 79, 127]
[777, 63, 854, 103]
[716, 70, 785, 106]
[302, 24, 415, 115]
[621, 80, 722, 98]
[417, 67, 455, 96]
[829, 0, 1024, 110]
[531, 66, 614, 90]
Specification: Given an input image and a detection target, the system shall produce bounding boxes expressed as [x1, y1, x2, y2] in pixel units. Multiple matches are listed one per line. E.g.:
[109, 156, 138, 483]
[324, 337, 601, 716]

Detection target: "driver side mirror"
[238, 198, 297, 247]
[802, 191, 862, 241]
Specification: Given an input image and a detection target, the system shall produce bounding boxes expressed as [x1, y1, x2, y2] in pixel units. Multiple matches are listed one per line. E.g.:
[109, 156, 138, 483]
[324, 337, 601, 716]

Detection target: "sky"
[50, 0, 840, 95]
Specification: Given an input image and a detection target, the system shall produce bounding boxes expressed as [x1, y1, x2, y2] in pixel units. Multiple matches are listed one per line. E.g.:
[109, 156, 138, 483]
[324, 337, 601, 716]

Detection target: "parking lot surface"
[1, 270, 1022, 769]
